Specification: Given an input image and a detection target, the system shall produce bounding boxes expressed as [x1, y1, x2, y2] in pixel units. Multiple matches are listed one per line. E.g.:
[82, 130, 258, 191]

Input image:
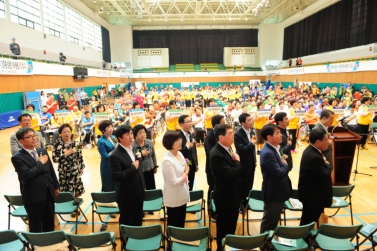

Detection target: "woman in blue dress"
[97, 120, 117, 192]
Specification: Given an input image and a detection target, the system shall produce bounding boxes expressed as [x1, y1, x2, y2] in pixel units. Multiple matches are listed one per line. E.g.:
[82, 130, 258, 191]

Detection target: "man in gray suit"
[10, 113, 45, 194]
[313, 110, 334, 167]
[11, 114, 45, 155]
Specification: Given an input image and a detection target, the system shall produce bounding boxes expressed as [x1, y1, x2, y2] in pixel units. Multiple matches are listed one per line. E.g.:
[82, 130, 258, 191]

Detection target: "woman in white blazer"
[161, 130, 190, 228]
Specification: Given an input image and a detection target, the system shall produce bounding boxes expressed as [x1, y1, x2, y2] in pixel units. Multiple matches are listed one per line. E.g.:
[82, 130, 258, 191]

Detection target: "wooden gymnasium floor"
[1, 125, 377, 250]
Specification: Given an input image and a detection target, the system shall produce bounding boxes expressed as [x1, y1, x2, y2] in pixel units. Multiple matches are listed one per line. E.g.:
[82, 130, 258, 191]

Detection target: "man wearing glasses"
[11, 127, 59, 232]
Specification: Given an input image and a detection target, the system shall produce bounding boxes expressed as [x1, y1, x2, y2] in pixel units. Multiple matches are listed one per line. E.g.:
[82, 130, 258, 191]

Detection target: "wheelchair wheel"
[299, 124, 308, 141]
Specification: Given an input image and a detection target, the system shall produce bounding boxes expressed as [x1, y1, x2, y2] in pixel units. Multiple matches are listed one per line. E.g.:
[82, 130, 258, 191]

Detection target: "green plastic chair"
[91, 192, 120, 232]
[358, 222, 377, 250]
[312, 223, 363, 251]
[283, 189, 302, 225]
[142, 189, 165, 232]
[66, 231, 116, 250]
[4, 195, 28, 230]
[185, 190, 206, 225]
[327, 185, 355, 225]
[55, 192, 88, 234]
[168, 226, 211, 251]
[242, 190, 264, 235]
[20, 230, 69, 250]
[222, 232, 269, 250]
[120, 224, 162, 251]
[270, 222, 315, 251]
[0, 230, 28, 251]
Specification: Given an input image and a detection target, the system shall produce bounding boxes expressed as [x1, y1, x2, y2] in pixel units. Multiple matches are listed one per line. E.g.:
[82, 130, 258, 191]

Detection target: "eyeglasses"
[22, 135, 37, 140]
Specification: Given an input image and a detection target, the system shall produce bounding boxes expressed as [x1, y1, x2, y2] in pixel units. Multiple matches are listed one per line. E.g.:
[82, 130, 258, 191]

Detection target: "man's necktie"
[31, 150, 38, 162]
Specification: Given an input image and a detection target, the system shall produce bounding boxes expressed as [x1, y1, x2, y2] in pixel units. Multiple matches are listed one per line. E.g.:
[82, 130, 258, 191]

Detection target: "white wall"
[259, 23, 284, 66]
[132, 48, 169, 69]
[109, 26, 133, 64]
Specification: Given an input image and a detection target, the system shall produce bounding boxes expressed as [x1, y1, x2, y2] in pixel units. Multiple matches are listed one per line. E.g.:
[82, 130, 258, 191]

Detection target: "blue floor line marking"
[69, 189, 102, 232]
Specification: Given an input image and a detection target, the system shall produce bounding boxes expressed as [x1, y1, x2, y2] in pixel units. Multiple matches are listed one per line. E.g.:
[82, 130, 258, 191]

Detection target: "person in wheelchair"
[81, 111, 94, 145]
[304, 104, 319, 131]
[343, 104, 358, 133]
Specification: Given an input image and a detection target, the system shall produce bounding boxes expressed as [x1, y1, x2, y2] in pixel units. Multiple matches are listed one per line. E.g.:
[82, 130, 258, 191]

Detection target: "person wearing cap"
[10, 37, 21, 59]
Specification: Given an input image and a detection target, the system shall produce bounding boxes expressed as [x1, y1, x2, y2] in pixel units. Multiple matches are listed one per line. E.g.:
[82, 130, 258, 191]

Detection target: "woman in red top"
[46, 93, 59, 115]
[67, 95, 77, 111]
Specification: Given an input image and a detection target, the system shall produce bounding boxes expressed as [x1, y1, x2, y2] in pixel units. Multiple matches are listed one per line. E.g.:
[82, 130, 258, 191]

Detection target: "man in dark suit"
[110, 125, 145, 227]
[234, 113, 256, 211]
[210, 124, 242, 251]
[275, 112, 293, 170]
[178, 114, 198, 191]
[299, 129, 333, 225]
[260, 124, 292, 233]
[11, 128, 59, 232]
[313, 110, 334, 168]
[204, 115, 225, 217]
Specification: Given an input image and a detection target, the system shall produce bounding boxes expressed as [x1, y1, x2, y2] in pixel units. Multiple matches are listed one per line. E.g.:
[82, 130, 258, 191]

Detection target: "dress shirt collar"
[119, 143, 135, 161]
[310, 144, 322, 155]
[242, 126, 251, 141]
[266, 142, 281, 156]
[318, 121, 328, 132]
[218, 142, 232, 157]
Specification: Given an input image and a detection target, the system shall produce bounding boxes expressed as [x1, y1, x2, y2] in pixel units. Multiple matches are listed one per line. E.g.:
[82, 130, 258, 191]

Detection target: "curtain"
[133, 29, 258, 64]
[283, 0, 377, 60]
[101, 26, 111, 62]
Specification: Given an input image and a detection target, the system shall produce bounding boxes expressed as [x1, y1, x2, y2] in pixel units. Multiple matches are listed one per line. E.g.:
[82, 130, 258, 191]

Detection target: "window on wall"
[43, 0, 65, 38]
[0, 0, 5, 19]
[82, 16, 95, 49]
[9, 0, 41, 30]
[95, 24, 102, 51]
[65, 6, 81, 44]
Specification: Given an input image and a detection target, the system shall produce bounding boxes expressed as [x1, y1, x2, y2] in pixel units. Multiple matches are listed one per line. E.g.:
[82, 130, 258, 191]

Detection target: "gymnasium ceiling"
[79, 0, 324, 27]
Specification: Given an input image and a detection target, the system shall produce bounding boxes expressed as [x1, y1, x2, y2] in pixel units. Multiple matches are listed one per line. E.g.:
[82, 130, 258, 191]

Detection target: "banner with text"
[129, 109, 146, 128]
[0, 59, 33, 75]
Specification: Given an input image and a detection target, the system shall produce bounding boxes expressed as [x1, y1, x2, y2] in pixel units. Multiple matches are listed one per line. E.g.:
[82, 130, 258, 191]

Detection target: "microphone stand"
[352, 133, 372, 181]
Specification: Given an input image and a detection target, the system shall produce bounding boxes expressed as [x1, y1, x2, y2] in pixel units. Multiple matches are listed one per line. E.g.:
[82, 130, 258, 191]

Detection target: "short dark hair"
[162, 130, 181, 150]
[99, 120, 113, 133]
[361, 97, 371, 104]
[15, 127, 34, 140]
[26, 104, 35, 110]
[60, 105, 68, 110]
[58, 123, 72, 134]
[274, 112, 287, 124]
[96, 104, 105, 112]
[320, 110, 334, 119]
[169, 100, 176, 106]
[239, 113, 251, 124]
[256, 102, 264, 109]
[133, 102, 140, 109]
[18, 113, 32, 122]
[289, 100, 297, 106]
[84, 111, 91, 115]
[115, 125, 132, 141]
[214, 124, 232, 141]
[132, 124, 147, 137]
[42, 105, 48, 109]
[211, 115, 224, 127]
[178, 114, 190, 124]
[349, 104, 355, 109]
[309, 128, 327, 144]
[261, 124, 278, 141]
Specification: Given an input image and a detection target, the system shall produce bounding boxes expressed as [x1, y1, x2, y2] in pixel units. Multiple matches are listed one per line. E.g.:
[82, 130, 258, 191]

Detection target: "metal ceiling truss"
[81, 0, 319, 27]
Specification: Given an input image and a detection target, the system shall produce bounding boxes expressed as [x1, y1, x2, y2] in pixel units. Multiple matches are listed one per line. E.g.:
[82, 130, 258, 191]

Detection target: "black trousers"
[188, 166, 196, 191]
[288, 129, 298, 150]
[166, 204, 187, 228]
[260, 201, 285, 233]
[215, 204, 239, 251]
[357, 124, 369, 146]
[143, 169, 156, 190]
[300, 205, 324, 226]
[117, 195, 143, 227]
[24, 187, 55, 232]
[242, 169, 255, 207]
[206, 170, 214, 212]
